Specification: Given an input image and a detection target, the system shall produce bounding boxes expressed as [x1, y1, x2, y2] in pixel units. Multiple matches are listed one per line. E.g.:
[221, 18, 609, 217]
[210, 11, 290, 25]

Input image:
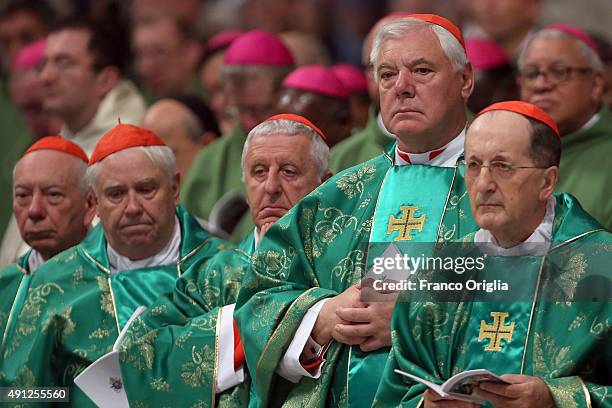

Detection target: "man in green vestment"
[375, 101, 611, 407]
[0, 136, 95, 355]
[329, 13, 403, 173]
[518, 24, 612, 230]
[235, 14, 478, 408]
[0, 124, 227, 407]
[75, 114, 331, 407]
[180, 30, 295, 241]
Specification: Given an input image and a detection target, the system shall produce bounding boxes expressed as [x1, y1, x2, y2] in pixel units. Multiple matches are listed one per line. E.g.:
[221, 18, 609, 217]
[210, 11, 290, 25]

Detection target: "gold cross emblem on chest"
[478, 311, 515, 352]
[387, 206, 426, 241]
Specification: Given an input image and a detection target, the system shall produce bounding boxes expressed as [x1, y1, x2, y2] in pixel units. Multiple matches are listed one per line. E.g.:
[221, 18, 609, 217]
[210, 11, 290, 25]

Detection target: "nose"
[530, 72, 555, 93]
[394, 70, 416, 100]
[264, 171, 282, 196]
[473, 166, 497, 194]
[124, 191, 143, 216]
[28, 192, 46, 221]
[39, 61, 56, 84]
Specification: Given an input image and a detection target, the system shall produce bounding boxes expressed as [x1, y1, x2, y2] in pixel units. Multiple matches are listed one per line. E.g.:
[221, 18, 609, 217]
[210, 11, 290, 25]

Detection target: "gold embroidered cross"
[478, 312, 515, 352]
[387, 206, 426, 241]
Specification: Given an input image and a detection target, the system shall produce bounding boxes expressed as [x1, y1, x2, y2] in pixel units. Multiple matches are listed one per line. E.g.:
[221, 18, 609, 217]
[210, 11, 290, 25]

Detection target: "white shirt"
[27, 249, 45, 273]
[394, 128, 466, 167]
[107, 216, 181, 274]
[475, 196, 556, 256]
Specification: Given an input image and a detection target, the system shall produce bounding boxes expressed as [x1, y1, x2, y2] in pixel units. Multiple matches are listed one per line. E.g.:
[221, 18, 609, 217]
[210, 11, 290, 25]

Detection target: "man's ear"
[172, 172, 181, 205]
[540, 166, 558, 201]
[591, 71, 605, 103]
[95, 66, 120, 99]
[460, 62, 475, 101]
[84, 189, 98, 228]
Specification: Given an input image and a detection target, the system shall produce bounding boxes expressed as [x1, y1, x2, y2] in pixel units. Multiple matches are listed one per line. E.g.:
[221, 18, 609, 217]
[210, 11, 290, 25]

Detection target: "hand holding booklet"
[394, 368, 509, 404]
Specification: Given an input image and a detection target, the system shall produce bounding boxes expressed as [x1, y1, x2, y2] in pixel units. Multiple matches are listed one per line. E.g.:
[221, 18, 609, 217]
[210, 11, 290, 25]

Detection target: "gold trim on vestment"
[550, 229, 604, 251]
[521, 256, 546, 374]
[108, 277, 121, 334]
[436, 164, 458, 242]
[578, 376, 592, 408]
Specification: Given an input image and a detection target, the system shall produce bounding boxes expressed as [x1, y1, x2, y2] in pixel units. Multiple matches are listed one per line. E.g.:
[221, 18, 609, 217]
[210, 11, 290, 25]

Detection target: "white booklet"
[75, 306, 147, 408]
[394, 368, 509, 404]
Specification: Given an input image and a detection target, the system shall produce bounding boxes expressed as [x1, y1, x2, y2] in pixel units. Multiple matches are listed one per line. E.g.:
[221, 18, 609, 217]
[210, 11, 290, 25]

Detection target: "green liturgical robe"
[556, 106, 612, 230]
[118, 232, 256, 407]
[181, 125, 247, 222]
[374, 194, 611, 408]
[330, 106, 394, 174]
[235, 143, 479, 408]
[0, 252, 32, 356]
[0, 206, 227, 407]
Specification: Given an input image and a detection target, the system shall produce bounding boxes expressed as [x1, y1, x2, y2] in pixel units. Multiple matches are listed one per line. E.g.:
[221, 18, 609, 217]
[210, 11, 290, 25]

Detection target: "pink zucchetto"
[546, 24, 600, 55]
[465, 38, 509, 70]
[283, 65, 349, 99]
[12, 39, 46, 70]
[224, 30, 294, 66]
[331, 63, 368, 94]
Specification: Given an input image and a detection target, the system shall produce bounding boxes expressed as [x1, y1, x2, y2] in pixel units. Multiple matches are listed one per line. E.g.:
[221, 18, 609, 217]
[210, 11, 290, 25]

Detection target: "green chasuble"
[330, 106, 394, 174]
[118, 231, 256, 407]
[0, 206, 227, 407]
[235, 143, 479, 408]
[374, 193, 611, 408]
[181, 124, 247, 222]
[0, 252, 32, 355]
[556, 106, 612, 230]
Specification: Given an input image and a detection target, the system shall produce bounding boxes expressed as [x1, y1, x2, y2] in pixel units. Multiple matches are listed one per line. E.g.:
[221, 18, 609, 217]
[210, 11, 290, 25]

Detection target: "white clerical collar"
[475, 196, 556, 256]
[376, 112, 396, 139]
[579, 111, 601, 132]
[27, 249, 45, 273]
[107, 216, 181, 273]
[394, 127, 466, 167]
[253, 228, 260, 249]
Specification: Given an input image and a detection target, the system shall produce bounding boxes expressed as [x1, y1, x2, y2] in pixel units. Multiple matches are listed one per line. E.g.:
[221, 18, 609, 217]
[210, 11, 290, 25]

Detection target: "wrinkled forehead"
[245, 132, 311, 163]
[377, 26, 446, 64]
[521, 35, 586, 65]
[15, 150, 85, 182]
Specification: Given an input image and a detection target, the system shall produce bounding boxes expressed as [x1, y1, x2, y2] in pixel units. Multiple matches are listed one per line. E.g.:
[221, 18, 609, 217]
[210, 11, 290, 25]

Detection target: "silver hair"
[13, 153, 89, 195]
[241, 119, 330, 180]
[86, 146, 177, 194]
[370, 18, 468, 81]
[518, 29, 604, 71]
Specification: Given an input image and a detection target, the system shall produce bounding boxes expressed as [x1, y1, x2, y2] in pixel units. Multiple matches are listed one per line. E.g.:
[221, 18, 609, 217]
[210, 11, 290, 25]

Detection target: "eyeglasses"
[518, 66, 593, 87]
[464, 161, 548, 180]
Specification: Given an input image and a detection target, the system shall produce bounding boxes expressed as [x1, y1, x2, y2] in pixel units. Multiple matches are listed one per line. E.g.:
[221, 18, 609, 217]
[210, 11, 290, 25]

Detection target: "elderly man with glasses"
[375, 101, 611, 408]
[518, 24, 612, 230]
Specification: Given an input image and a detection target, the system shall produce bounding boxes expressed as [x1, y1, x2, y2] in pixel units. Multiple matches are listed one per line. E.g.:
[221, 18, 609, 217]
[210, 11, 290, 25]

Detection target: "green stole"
[352, 159, 467, 407]
[0, 252, 32, 359]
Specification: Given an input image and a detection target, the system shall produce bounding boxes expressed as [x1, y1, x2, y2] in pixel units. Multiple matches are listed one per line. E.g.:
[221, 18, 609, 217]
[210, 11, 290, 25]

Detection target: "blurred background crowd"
[0, 0, 610, 260]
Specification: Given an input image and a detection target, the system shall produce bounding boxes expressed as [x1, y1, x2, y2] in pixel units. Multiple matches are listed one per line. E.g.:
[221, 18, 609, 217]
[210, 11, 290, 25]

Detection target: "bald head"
[13, 150, 94, 260]
[143, 99, 218, 177]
